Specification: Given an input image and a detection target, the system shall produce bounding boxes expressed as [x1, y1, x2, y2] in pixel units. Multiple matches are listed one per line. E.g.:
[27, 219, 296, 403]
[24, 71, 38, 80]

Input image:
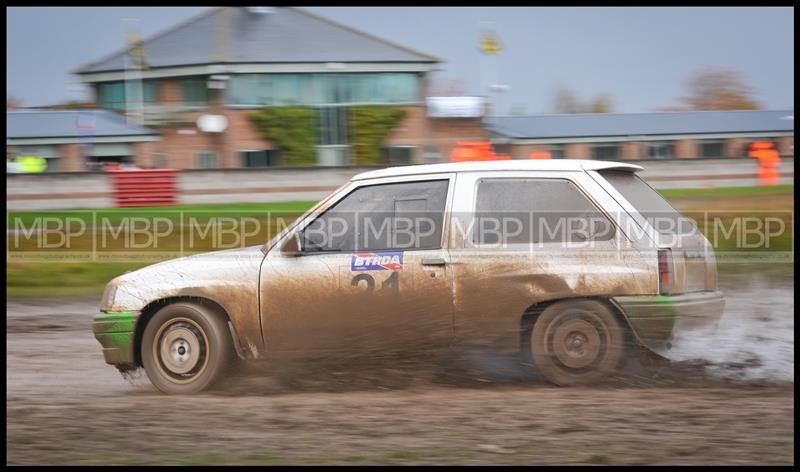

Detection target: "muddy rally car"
[93, 160, 724, 394]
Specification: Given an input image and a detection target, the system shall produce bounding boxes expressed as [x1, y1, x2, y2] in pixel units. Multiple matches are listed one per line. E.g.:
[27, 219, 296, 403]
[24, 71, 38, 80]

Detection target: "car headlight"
[100, 284, 118, 311]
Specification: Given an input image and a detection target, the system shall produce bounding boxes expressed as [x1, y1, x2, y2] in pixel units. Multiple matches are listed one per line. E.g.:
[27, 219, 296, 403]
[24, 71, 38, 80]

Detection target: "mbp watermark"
[6, 209, 793, 264]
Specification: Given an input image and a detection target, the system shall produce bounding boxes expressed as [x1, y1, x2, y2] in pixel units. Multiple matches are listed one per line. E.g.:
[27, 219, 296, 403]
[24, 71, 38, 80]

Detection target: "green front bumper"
[612, 290, 725, 353]
[93, 311, 139, 368]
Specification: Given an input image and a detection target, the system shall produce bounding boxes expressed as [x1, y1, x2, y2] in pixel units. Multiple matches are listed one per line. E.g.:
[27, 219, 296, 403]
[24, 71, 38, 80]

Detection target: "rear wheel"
[142, 302, 233, 394]
[530, 300, 626, 386]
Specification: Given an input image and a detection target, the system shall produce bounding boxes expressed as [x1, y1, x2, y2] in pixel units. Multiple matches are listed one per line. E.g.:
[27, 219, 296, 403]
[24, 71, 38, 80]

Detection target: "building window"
[699, 140, 725, 158]
[423, 146, 442, 163]
[98, 82, 126, 110]
[493, 143, 512, 156]
[195, 150, 217, 169]
[550, 144, 565, 159]
[382, 146, 415, 165]
[227, 73, 420, 106]
[241, 150, 282, 167]
[646, 141, 674, 160]
[591, 143, 620, 161]
[98, 81, 159, 111]
[143, 81, 159, 104]
[181, 78, 209, 106]
[318, 106, 349, 145]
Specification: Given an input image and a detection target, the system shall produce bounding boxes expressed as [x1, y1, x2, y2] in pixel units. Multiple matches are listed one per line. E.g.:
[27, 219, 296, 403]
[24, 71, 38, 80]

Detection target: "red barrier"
[108, 169, 179, 207]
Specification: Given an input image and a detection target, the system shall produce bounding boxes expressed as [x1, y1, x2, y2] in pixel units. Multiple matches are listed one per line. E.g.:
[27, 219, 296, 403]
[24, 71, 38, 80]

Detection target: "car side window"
[473, 178, 615, 245]
[301, 179, 449, 252]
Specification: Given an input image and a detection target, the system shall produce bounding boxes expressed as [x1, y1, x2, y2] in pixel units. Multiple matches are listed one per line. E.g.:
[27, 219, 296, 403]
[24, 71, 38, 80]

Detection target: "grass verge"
[6, 186, 793, 299]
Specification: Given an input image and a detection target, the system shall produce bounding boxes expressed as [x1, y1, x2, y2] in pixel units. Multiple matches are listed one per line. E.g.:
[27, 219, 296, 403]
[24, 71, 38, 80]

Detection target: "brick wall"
[674, 139, 698, 159]
[565, 143, 590, 159]
[160, 79, 181, 105]
[131, 108, 274, 169]
[621, 141, 644, 160]
[422, 116, 489, 163]
[220, 109, 275, 168]
[777, 136, 794, 157]
[384, 106, 427, 163]
[507, 144, 550, 160]
[725, 138, 748, 158]
[59, 143, 85, 172]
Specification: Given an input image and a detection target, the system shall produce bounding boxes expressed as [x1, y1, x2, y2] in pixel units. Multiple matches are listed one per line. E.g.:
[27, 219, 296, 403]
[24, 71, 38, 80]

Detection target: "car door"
[260, 174, 456, 355]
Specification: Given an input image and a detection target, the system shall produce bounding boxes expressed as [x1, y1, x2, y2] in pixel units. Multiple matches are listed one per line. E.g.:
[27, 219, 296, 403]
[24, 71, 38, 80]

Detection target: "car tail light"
[658, 249, 674, 294]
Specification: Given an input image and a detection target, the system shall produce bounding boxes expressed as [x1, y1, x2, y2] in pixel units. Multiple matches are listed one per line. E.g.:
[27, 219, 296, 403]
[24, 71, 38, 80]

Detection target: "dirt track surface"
[6, 266, 795, 465]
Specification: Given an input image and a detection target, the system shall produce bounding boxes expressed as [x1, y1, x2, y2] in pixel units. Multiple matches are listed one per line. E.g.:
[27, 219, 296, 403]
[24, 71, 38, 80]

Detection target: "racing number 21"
[351, 272, 399, 294]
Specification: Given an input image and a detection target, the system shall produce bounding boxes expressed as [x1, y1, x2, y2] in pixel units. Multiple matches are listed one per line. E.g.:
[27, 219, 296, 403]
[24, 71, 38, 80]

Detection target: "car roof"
[352, 159, 643, 181]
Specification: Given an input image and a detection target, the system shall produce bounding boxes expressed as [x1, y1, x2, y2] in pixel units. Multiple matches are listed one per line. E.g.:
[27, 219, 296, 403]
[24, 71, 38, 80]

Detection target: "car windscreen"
[599, 171, 697, 235]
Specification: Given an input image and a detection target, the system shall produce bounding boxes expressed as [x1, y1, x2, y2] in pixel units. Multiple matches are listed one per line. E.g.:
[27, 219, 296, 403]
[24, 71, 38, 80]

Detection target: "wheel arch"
[519, 296, 638, 364]
[133, 296, 244, 367]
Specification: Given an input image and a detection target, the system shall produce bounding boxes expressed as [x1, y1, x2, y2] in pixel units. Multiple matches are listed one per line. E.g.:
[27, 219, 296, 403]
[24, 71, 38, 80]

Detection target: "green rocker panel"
[612, 290, 725, 352]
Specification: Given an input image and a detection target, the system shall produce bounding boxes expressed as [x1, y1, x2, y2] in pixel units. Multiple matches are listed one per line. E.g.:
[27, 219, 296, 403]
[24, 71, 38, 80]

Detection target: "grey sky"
[6, 6, 794, 113]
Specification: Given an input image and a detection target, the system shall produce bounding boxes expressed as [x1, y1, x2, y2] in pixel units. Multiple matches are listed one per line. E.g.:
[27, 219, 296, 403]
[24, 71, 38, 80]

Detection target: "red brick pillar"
[565, 143, 590, 159]
[777, 136, 793, 157]
[674, 139, 698, 159]
[621, 141, 644, 160]
[59, 143, 86, 171]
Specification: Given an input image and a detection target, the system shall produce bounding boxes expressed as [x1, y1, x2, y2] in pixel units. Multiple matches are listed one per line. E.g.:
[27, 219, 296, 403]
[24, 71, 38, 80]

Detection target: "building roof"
[6, 109, 157, 142]
[75, 7, 440, 75]
[489, 110, 795, 141]
[352, 160, 642, 181]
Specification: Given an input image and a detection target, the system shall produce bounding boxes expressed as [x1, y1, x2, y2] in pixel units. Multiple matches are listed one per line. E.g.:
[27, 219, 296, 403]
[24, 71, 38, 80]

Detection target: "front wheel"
[530, 300, 626, 386]
[141, 302, 233, 394]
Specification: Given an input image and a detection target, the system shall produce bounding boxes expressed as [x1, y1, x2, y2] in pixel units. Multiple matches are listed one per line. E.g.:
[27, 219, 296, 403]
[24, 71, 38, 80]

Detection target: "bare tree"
[554, 87, 615, 114]
[554, 87, 580, 113]
[675, 68, 761, 111]
[7, 97, 21, 110]
[590, 93, 615, 113]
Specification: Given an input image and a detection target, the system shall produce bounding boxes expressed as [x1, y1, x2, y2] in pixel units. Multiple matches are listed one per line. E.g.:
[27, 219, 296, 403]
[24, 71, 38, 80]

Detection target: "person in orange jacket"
[749, 141, 781, 186]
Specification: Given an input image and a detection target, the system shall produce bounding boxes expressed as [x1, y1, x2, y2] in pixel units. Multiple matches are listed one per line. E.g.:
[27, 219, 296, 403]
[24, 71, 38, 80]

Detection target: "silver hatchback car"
[94, 160, 724, 394]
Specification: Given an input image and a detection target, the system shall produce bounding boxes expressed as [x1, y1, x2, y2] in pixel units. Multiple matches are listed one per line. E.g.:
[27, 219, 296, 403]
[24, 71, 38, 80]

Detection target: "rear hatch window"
[599, 171, 697, 235]
[600, 170, 716, 294]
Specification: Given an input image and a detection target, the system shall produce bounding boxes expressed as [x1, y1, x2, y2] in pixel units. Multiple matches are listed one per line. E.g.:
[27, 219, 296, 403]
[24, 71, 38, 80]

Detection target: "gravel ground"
[6, 265, 794, 465]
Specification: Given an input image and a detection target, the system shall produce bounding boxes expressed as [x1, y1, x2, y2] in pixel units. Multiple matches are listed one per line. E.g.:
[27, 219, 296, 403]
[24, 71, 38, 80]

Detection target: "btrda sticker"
[351, 251, 404, 271]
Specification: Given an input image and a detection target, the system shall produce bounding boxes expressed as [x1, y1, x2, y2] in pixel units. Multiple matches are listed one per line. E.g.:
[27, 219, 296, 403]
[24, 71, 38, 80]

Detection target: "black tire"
[141, 302, 233, 394]
[530, 300, 626, 386]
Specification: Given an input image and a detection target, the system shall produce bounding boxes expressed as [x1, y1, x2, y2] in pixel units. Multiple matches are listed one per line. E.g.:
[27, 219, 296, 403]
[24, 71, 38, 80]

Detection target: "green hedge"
[250, 106, 407, 166]
[248, 107, 317, 166]
[349, 106, 407, 165]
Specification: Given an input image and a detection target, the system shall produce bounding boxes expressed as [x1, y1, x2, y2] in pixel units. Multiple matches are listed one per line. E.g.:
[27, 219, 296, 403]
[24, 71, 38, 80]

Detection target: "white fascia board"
[498, 131, 794, 145]
[76, 62, 438, 83]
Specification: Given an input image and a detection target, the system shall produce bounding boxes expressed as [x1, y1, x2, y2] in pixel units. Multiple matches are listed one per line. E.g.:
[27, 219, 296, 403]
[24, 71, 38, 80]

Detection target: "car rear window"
[599, 171, 697, 235]
[473, 178, 615, 244]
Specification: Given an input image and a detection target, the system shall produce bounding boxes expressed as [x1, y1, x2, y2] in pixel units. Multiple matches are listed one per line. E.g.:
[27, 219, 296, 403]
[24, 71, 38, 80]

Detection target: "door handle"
[421, 257, 447, 266]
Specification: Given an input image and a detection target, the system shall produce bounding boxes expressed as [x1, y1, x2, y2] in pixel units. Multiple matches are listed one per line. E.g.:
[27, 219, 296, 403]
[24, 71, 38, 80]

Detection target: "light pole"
[123, 17, 144, 125]
[489, 83, 509, 127]
[478, 22, 502, 130]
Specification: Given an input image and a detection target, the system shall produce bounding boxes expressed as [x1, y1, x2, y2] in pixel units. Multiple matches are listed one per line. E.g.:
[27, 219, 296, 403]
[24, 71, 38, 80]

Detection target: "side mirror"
[280, 231, 302, 257]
